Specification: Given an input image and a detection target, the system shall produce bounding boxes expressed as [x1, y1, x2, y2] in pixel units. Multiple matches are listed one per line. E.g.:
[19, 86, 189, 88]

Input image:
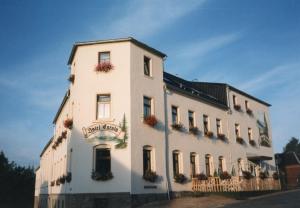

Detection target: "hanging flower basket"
[220, 171, 231, 180]
[246, 108, 253, 115]
[242, 171, 253, 180]
[61, 131, 67, 139]
[195, 173, 208, 180]
[174, 174, 186, 184]
[234, 104, 241, 111]
[205, 131, 214, 138]
[66, 172, 72, 183]
[143, 115, 158, 127]
[171, 123, 184, 131]
[64, 118, 73, 129]
[189, 126, 199, 135]
[68, 74, 75, 83]
[95, 62, 113, 72]
[143, 171, 158, 183]
[249, 140, 256, 146]
[91, 171, 113, 181]
[236, 137, 244, 144]
[217, 133, 226, 141]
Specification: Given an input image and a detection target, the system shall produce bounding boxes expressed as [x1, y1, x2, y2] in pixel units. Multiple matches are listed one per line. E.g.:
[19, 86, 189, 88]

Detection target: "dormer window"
[144, 56, 151, 76]
[99, 52, 110, 63]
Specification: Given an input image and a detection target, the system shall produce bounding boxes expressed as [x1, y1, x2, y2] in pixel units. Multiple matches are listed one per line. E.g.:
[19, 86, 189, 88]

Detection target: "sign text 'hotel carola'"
[82, 123, 122, 138]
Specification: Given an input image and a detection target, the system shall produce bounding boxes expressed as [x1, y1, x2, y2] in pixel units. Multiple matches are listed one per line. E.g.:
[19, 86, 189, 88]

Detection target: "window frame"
[172, 150, 182, 177]
[235, 123, 240, 137]
[93, 145, 111, 176]
[171, 106, 179, 124]
[233, 95, 237, 106]
[188, 110, 195, 128]
[143, 147, 152, 175]
[96, 94, 111, 120]
[190, 152, 197, 177]
[248, 128, 252, 141]
[216, 118, 222, 134]
[144, 56, 152, 77]
[143, 96, 153, 118]
[203, 115, 209, 134]
[98, 51, 111, 64]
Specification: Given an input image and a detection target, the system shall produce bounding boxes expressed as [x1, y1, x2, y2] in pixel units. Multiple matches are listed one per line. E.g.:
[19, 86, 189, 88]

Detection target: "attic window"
[144, 56, 151, 76]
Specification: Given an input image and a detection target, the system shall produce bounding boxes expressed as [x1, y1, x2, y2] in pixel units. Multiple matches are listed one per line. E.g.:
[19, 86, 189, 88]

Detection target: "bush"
[174, 174, 186, 183]
[220, 171, 231, 180]
[91, 171, 113, 181]
[143, 115, 158, 127]
[143, 171, 158, 183]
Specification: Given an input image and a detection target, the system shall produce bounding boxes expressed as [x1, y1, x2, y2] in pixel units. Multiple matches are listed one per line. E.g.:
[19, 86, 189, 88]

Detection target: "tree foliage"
[283, 137, 300, 153]
[0, 151, 35, 205]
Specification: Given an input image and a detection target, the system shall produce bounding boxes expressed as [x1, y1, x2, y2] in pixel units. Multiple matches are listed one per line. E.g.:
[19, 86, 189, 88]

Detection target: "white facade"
[34, 37, 276, 208]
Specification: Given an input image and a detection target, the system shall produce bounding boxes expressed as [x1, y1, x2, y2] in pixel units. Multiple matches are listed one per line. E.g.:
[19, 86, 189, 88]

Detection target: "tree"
[283, 137, 300, 153]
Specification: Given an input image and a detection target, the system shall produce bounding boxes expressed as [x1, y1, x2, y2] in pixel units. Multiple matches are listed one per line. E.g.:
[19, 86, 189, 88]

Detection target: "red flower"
[144, 115, 158, 127]
[64, 118, 73, 129]
[95, 62, 113, 72]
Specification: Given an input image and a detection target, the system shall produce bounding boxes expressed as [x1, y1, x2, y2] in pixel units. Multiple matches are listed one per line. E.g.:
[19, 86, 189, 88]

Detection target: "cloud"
[94, 0, 207, 38]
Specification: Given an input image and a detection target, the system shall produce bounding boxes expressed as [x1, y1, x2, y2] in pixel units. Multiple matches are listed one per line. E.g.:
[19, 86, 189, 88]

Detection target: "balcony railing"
[192, 176, 280, 192]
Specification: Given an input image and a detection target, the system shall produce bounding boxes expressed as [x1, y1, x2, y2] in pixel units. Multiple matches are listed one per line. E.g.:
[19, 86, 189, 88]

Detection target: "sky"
[0, 0, 299, 166]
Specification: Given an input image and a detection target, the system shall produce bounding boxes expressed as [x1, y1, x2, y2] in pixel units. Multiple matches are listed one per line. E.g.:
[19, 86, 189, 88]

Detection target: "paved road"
[139, 189, 300, 208]
[222, 189, 300, 208]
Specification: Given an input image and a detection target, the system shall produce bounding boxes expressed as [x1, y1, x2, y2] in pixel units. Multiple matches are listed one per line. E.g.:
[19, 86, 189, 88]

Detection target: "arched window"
[205, 154, 213, 176]
[143, 145, 154, 175]
[93, 144, 111, 176]
[173, 150, 182, 177]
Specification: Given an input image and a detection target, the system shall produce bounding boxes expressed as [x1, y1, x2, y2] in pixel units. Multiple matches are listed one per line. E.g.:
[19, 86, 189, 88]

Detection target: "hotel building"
[34, 37, 277, 208]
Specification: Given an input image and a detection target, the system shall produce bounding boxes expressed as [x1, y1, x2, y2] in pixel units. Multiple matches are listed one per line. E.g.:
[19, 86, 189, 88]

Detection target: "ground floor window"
[190, 152, 197, 177]
[92, 145, 113, 180]
[143, 146, 152, 174]
[205, 154, 213, 176]
[173, 150, 181, 177]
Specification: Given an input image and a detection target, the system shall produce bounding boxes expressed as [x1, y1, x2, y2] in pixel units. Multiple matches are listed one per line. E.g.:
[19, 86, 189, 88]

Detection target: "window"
[205, 154, 213, 176]
[233, 95, 237, 106]
[99, 52, 110, 63]
[248, 128, 252, 141]
[190, 153, 196, 177]
[96, 94, 111, 119]
[143, 146, 152, 175]
[235, 123, 240, 137]
[144, 56, 151, 76]
[173, 151, 180, 176]
[218, 156, 226, 172]
[216, 119, 222, 134]
[143, 96, 152, 117]
[95, 148, 111, 175]
[188, 111, 195, 128]
[172, 106, 179, 124]
[245, 100, 249, 110]
[203, 115, 209, 134]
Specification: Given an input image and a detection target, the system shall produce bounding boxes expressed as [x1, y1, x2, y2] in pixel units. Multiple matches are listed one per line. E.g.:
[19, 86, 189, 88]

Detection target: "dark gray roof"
[68, 37, 167, 65]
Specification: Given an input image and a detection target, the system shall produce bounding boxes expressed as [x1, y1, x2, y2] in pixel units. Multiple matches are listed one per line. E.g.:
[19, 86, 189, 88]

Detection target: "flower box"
[68, 74, 75, 83]
[171, 123, 184, 131]
[174, 174, 186, 184]
[205, 131, 214, 138]
[57, 136, 63, 143]
[261, 140, 271, 147]
[195, 173, 207, 181]
[242, 171, 253, 180]
[56, 178, 60, 186]
[91, 171, 113, 181]
[234, 104, 241, 111]
[249, 140, 256, 146]
[259, 171, 267, 180]
[143, 171, 158, 183]
[50, 181, 55, 186]
[217, 133, 226, 140]
[189, 126, 199, 135]
[220, 171, 231, 180]
[246, 108, 253, 115]
[66, 172, 72, 183]
[61, 131, 67, 139]
[236, 137, 244, 144]
[64, 118, 73, 129]
[95, 62, 113, 72]
[143, 115, 158, 127]
[59, 175, 66, 184]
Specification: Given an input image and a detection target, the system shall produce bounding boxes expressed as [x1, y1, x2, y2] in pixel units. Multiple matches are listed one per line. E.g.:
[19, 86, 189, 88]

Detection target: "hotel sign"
[82, 123, 122, 138]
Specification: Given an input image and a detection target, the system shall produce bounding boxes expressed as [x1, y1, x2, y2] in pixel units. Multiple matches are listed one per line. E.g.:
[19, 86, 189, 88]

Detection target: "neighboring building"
[275, 152, 300, 189]
[34, 37, 277, 208]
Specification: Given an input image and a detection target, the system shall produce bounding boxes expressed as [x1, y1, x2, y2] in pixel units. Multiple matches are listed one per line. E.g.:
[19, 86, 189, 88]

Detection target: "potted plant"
[56, 178, 60, 186]
[68, 74, 75, 83]
[242, 171, 253, 180]
[234, 104, 241, 111]
[64, 118, 73, 129]
[57, 136, 63, 143]
[59, 175, 66, 184]
[95, 62, 113, 72]
[249, 140, 256, 146]
[272, 172, 279, 180]
[259, 171, 267, 180]
[143, 115, 158, 127]
[91, 171, 113, 181]
[174, 174, 186, 184]
[205, 131, 214, 138]
[66, 172, 72, 183]
[246, 108, 253, 115]
[217, 133, 226, 141]
[189, 126, 199, 135]
[195, 173, 208, 181]
[236, 137, 244, 144]
[171, 123, 184, 131]
[143, 171, 158, 183]
[61, 130, 67, 139]
[50, 181, 55, 186]
[219, 171, 231, 180]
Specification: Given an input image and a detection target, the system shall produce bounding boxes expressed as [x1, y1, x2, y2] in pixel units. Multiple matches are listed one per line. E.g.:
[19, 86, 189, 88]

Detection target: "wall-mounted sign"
[82, 114, 128, 149]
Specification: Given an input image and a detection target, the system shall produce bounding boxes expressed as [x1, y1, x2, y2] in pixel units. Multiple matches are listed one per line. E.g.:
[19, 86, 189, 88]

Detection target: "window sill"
[93, 118, 115, 123]
[144, 75, 154, 80]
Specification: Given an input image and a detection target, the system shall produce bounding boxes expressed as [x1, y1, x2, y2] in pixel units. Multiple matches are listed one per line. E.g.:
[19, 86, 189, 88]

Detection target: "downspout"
[162, 57, 171, 200]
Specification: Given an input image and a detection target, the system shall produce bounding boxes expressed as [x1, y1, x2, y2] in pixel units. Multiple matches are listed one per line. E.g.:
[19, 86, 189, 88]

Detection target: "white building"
[34, 37, 276, 208]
